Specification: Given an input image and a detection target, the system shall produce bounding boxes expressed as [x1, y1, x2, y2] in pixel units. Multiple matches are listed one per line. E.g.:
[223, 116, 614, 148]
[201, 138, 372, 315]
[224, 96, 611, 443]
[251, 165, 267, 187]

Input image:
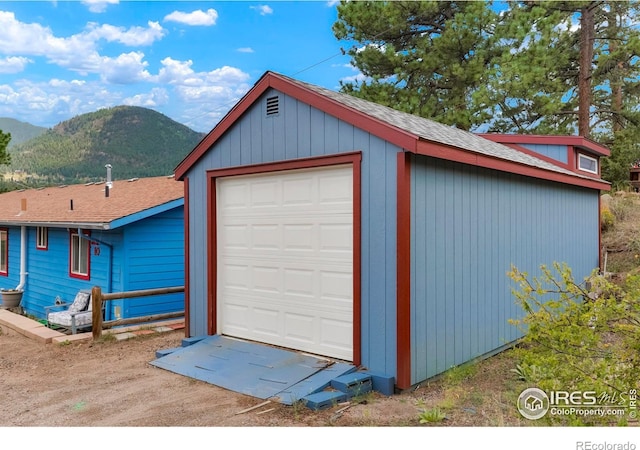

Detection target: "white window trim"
[578, 153, 598, 174]
[70, 230, 90, 279]
[0, 229, 7, 275]
[36, 226, 48, 250]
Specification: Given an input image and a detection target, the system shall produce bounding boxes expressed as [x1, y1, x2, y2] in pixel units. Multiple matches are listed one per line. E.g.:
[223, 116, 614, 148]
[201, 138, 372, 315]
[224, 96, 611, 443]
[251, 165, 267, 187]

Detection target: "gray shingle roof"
[285, 74, 597, 181]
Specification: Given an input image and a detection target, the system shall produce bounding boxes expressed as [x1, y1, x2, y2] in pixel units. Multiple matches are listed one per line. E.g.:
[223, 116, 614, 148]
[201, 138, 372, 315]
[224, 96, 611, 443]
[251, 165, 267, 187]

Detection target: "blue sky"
[0, 0, 358, 132]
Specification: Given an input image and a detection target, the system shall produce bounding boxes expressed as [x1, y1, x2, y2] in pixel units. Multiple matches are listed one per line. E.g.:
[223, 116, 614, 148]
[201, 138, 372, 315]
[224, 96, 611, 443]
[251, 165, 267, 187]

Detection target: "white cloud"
[156, 57, 198, 85]
[251, 5, 273, 16]
[123, 87, 169, 108]
[100, 51, 152, 84]
[0, 12, 164, 81]
[237, 47, 254, 53]
[82, 0, 119, 13]
[164, 9, 218, 26]
[0, 79, 119, 126]
[0, 11, 90, 57]
[0, 56, 31, 73]
[84, 21, 165, 46]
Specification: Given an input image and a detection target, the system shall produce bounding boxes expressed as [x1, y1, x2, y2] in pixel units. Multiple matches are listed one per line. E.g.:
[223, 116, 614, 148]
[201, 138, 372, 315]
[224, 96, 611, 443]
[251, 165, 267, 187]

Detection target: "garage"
[216, 164, 354, 361]
[176, 71, 609, 389]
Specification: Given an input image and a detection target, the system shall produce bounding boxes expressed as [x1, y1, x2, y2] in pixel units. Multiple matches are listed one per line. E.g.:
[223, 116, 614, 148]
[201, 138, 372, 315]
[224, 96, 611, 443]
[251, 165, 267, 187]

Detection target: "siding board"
[410, 155, 599, 383]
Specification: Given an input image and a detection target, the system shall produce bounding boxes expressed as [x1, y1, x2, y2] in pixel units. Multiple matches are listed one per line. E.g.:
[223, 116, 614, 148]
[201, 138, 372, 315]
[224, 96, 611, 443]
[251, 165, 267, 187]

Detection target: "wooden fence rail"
[91, 285, 184, 339]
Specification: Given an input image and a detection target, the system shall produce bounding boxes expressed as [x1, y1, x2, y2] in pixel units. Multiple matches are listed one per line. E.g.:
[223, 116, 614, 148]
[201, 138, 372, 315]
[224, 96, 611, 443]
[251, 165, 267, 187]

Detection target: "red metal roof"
[0, 175, 183, 229]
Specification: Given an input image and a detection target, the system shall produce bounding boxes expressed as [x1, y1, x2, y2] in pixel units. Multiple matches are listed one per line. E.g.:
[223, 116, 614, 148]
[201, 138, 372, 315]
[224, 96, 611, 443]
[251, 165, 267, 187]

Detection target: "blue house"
[0, 175, 185, 324]
[174, 71, 610, 390]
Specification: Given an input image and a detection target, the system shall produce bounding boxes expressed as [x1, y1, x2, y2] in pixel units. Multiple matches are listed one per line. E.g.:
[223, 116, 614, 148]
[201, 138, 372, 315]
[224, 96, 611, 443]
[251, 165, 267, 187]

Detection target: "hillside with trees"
[6, 106, 205, 186]
[0, 118, 46, 148]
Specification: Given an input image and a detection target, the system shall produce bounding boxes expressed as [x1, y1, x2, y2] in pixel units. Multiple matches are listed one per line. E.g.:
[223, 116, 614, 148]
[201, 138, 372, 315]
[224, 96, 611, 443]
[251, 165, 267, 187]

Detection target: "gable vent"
[266, 95, 279, 116]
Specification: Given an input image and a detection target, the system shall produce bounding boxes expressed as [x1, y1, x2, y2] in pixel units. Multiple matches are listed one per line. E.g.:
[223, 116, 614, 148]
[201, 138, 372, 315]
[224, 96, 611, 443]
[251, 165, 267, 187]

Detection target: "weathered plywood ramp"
[150, 335, 356, 405]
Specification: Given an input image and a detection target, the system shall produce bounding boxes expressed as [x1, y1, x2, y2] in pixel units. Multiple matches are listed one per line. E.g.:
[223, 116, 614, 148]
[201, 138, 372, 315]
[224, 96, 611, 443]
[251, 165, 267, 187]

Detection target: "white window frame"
[0, 229, 7, 275]
[36, 226, 48, 250]
[578, 153, 598, 174]
[70, 230, 90, 279]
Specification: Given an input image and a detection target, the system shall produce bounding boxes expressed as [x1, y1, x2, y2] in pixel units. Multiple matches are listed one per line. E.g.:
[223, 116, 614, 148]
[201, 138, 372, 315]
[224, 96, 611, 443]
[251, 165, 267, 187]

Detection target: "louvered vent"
[266, 95, 279, 116]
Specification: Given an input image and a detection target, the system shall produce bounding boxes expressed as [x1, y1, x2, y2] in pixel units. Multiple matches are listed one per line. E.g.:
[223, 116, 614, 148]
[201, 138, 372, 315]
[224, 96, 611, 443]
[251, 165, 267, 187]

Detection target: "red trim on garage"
[352, 154, 362, 367]
[417, 140, 610, 191]
[598, 194, 602, 271]
[177, 72, 610, 195]
[207, 175, 217, 336]
[477, 133, 611, 157]
[268, 76, 418, 152]
[183, 178, 191, 337]
[176, 73, 417, 180]
[396, 151, 412, 389]
[206, 152, 363, 363]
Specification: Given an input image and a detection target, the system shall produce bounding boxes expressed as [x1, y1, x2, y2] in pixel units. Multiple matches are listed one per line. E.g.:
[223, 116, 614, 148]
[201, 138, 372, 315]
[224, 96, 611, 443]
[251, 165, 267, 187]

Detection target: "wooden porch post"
[92, 286, 103, 340]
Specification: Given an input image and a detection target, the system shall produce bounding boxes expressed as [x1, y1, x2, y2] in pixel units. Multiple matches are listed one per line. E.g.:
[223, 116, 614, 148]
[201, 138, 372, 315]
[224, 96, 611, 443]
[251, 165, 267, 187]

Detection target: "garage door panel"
[250, 180, 279, 207]
[251, 224, 281, 250]
[220, 184, 249, 209]
[282, 177, 314, 206]
[283, 268, 315, 297]
[217, 165, 353, 361]
[283, 224, 315, 251]
[252, 266, 281, 294]
[283, 313, 316, 345]
[318, 173, 352, 203]
[319, 224, 352, 252]
[220, 224, 250, 250]
[320, 270, 352, 301]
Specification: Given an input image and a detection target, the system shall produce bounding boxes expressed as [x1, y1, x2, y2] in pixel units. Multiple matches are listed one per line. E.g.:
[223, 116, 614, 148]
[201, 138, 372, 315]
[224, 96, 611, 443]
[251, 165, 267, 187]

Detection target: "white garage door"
[216, 164, 353, 361]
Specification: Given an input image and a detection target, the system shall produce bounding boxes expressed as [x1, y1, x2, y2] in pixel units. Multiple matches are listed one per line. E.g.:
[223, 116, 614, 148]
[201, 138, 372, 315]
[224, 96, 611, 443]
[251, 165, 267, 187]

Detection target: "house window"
[36, 227, 48, 250]
[578, 153, 598, 174]
[70, 230, 90, 279]
[0, 229, 7, 276]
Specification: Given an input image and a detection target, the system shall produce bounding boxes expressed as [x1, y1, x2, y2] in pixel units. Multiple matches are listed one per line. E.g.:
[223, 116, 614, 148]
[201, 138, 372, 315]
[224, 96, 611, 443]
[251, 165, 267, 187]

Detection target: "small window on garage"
[578, 153, 598, 174]
[0, 229, 7, 276]
[36, 226, 48, 250]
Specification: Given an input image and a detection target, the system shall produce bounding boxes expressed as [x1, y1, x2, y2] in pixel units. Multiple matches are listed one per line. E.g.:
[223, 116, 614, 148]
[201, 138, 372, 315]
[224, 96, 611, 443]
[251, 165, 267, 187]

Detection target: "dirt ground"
[0, 325, 425, 427]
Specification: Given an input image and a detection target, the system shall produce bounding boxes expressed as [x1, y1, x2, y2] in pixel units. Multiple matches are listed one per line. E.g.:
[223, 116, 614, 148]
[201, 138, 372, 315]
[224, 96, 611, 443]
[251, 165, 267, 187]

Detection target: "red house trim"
[416, 140, 610, 191]
[183, 177, 191, 337]
[396, 151, 412, 389]
[206, 152, 363, 364]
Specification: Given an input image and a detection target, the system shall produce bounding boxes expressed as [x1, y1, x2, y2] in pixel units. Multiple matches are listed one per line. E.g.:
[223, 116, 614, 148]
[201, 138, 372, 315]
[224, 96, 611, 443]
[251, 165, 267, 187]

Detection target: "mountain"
[6, 106, 206, 185]
[0, 118, 47, 148]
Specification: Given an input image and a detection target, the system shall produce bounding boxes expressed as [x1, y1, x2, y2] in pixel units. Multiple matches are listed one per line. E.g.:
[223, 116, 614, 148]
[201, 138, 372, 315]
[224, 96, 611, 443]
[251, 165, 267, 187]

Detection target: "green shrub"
[600, 207, 615, 232]
[508, 262, 640, 424]
[417, 405, 447, 424]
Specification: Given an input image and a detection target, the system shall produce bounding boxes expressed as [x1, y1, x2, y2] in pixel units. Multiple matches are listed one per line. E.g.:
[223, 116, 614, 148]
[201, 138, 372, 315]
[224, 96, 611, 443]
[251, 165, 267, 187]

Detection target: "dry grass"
[602, 192, 640, 274]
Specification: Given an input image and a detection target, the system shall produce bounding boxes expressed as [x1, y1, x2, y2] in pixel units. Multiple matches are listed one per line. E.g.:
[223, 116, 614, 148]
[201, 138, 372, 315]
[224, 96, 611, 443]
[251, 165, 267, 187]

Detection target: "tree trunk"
[609, 4, 624, 133]
[579, 4, 595, 137]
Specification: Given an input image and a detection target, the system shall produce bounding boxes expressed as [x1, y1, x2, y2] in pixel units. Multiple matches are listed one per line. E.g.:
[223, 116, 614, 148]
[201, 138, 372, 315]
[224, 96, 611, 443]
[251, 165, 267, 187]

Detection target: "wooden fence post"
[92, 286, 103, 340]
